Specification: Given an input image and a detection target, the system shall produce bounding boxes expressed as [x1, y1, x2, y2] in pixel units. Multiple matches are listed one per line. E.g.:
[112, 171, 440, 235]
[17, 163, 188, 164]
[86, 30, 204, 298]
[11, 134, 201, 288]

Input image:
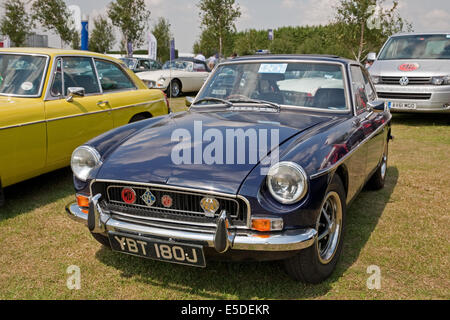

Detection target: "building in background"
[0, 34, 48, 48]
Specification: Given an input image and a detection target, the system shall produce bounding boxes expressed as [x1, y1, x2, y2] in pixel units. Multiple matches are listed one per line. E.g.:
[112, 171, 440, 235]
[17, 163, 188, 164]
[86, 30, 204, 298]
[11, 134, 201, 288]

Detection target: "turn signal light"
[76, 194, 90, 214]
[251, 218, 283, 232]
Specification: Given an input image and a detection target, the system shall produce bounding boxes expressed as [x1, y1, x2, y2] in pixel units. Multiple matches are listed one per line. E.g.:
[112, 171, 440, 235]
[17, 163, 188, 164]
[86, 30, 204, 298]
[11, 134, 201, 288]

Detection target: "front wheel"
[168, 80, 182, 98]
[284, 175, 346, 283]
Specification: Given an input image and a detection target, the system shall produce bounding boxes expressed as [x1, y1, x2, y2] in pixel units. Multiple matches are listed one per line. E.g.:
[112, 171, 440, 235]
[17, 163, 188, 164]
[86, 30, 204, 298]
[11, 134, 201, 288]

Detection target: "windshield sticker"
[21, 82, 34, 91]
[258, 63, 288, 74]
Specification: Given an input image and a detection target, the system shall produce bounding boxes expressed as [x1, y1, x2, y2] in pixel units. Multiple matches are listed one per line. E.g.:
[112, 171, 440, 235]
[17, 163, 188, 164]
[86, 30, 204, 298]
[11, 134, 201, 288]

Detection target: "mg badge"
[141, 189, 156, 207]
[161, 195, 173, 208]
[121, 187, 136, 204]
[200, 197, 220, 217]
[399, 76, 409, 86]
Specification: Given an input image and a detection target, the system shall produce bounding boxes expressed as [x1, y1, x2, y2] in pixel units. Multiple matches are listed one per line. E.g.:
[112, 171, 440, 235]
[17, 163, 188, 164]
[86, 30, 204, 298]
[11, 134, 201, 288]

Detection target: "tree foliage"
[334, 0, 412, 61]
[32, 0, 76, 47]
[198, 0, 241, 57]
[152, 17, 172, 63]
[89, 16, 115, 54]
[107, 0, 151, 56]
[0, 0, 33, 47]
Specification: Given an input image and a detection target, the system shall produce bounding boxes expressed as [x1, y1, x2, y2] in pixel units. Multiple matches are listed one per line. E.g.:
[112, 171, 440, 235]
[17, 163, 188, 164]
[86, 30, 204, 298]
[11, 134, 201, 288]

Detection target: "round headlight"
[266, 162, 308, 204]
[71, 146, 102, 182]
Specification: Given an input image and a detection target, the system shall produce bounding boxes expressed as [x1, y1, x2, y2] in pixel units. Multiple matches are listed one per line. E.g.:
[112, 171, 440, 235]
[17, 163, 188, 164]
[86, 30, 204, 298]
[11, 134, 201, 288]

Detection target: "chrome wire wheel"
[316, 191, 343, 265]
[170, 80, 181, 97]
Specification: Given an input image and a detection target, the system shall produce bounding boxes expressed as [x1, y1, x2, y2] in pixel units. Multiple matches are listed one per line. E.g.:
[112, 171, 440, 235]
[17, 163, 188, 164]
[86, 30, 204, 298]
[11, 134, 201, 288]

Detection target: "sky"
[30, 0, 450, 53]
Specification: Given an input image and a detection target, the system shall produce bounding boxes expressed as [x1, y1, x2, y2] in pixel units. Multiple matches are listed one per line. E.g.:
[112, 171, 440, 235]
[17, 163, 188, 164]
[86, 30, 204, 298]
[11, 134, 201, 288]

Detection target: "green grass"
[0, 104, 449, 300]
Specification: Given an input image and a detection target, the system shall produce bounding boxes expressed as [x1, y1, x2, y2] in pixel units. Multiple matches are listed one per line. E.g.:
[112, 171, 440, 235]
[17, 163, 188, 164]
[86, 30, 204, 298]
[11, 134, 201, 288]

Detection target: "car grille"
[380, 76, 431, 85]
[91, 181, 249, 227]
[377, 92, 432, 100]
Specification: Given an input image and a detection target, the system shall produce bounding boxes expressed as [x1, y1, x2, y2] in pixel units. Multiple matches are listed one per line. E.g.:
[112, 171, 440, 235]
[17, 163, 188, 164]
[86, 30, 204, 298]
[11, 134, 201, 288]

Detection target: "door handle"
[97, 100, 109, 106]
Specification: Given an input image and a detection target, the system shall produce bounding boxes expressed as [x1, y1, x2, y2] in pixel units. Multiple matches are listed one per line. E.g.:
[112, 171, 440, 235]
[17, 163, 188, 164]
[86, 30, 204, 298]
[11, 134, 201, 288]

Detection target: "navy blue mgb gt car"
[67, 55, 392, 283]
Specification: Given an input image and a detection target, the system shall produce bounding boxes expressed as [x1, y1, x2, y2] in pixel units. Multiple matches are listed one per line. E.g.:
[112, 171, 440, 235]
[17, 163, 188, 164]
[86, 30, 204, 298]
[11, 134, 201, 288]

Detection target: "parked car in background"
[137, 58, 210, 97]
[119, 57, 162, 73]
[0, 48, 169, 204]
[368, 32, 450, 113]
[66, 55, 392, 283]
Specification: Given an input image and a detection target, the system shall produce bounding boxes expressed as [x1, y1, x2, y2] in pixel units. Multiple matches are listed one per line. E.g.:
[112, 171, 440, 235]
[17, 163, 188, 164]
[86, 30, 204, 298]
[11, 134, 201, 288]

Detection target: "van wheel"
[284, 175, 346, 283]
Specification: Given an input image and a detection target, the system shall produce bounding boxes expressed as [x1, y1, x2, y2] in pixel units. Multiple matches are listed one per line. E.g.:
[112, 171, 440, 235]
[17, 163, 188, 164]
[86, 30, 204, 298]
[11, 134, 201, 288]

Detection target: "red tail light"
[164, 92, 171, 113]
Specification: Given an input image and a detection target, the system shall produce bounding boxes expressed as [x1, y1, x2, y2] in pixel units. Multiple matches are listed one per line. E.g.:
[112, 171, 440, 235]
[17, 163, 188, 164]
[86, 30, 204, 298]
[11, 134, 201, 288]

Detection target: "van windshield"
[378, 35, 450, 60]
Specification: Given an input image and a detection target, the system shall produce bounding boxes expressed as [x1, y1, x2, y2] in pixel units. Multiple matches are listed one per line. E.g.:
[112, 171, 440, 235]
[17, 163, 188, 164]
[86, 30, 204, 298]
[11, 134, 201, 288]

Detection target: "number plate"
[108, 232, 206, 268]
[387, 102, 417, 110]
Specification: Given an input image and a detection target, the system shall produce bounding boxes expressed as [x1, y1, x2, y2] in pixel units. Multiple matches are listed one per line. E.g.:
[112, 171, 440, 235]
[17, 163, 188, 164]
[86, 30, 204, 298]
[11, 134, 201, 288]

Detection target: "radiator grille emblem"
[200, 197, 220, 217]
[121, 188, 136, 204]
[141, 189, 156, 207]
[399, 76, 409, 86]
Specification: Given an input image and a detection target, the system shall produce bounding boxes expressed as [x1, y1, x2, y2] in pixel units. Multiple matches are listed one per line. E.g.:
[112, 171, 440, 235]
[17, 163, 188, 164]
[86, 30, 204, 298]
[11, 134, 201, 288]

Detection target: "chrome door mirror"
[66, 87, 85, 102]
[185, 96, 194, 107]
[368, 100, 385, 113]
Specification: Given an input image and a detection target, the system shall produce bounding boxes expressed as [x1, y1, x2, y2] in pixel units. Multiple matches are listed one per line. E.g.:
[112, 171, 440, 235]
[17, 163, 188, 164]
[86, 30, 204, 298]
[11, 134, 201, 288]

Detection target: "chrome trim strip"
[0, 52, 50, 98]
[0, 99, 164, 130]
[310, 119, 390, 179]
[90, 179, 252, 228]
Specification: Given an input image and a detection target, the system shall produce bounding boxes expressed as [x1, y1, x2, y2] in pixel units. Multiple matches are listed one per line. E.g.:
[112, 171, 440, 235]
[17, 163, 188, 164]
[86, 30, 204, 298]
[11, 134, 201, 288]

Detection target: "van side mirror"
[66, 87, 85, 102]
[367, 52, 377, 61]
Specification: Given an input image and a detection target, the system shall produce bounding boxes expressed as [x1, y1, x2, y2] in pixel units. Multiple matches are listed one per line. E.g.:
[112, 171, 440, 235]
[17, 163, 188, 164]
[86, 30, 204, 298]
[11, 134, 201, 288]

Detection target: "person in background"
[208, 53, 218, 70]
[365, 59, 374, 69]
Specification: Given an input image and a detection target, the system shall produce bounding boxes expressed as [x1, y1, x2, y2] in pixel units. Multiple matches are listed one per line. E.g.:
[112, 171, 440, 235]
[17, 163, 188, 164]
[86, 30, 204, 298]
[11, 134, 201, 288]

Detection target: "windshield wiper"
[228, 98, 281, 110]
[193, 97, 233, 107]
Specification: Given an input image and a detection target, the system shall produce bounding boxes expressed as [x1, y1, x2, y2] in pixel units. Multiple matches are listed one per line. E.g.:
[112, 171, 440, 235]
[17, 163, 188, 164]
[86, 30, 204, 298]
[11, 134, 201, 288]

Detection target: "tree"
[198, 0, 241, 57]
[0, 0, 33, 47]
[32, 0, 76, 47]
[71, 30, 80, 50]
[89, 16, 115, 54]
[107, 0, 151, 57]
[152, 18, 172, 63]
[334, 0, 412, 62]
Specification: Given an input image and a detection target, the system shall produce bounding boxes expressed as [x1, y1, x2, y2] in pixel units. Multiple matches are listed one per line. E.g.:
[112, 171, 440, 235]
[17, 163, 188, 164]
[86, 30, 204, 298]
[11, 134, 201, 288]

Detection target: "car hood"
[369, 59, 450, 77]
[97, 109, 335, 194]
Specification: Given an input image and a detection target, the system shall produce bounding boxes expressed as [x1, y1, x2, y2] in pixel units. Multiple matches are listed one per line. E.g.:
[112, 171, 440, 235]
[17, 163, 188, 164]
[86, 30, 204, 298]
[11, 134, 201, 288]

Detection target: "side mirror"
[367, 52, 377, 62]
[66, 87, 85, 102]
[368, 100, 385, 113]
[185, 96, 194, 107]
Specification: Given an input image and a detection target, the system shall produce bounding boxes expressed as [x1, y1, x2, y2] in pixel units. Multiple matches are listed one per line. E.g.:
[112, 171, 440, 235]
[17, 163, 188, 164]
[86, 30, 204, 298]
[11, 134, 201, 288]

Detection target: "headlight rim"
[266, 161, 309, 205]
[71, 145, 102, 182]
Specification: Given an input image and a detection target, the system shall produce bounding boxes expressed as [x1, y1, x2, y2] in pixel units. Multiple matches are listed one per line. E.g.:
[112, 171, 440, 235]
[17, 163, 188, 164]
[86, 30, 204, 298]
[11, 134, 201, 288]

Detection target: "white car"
[137, 58, 211, 97]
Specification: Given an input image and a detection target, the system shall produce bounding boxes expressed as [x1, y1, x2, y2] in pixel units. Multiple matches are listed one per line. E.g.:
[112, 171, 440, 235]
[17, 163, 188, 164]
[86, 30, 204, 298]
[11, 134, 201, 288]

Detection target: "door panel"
[45, 56, 113, 167]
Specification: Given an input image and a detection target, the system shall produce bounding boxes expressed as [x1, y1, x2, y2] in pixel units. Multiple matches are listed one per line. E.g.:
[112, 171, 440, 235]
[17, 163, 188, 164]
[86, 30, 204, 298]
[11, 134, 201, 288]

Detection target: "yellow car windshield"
[0, 54, 47, 97]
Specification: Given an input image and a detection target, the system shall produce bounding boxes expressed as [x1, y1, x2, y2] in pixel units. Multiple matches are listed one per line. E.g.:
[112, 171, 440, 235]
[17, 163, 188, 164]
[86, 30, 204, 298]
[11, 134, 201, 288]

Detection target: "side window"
[51, 58, 63, 97]
[63, 57, 101, 95]
[361, 67, 377, 101]
[350, 65, 369, 113]
[95, 59, 136, 92]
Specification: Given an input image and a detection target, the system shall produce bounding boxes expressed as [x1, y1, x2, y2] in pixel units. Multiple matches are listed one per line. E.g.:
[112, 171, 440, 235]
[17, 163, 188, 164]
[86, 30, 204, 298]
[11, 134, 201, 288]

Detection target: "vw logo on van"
[399, 76, 410, 86]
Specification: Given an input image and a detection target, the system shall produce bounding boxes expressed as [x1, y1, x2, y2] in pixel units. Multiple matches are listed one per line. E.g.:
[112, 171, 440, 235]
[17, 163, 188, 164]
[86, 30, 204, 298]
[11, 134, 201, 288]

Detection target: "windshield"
[0, 54, 48, 97]
[120, 58, 137, 69]
[379, 34, 450, 60]
[196, 62, 347, 111]
[162, 60, 194, 71]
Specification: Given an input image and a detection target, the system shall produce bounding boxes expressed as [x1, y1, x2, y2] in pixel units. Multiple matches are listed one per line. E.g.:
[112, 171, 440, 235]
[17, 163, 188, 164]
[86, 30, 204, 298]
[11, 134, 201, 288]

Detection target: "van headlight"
[266, 162, 308, 204]
[431, 76, 450, 85]
[71, 146, 102, 182]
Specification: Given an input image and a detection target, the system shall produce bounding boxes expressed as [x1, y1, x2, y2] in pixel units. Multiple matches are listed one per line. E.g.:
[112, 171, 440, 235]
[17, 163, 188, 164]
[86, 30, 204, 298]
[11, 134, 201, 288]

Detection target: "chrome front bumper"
[66, 197, 317, 253]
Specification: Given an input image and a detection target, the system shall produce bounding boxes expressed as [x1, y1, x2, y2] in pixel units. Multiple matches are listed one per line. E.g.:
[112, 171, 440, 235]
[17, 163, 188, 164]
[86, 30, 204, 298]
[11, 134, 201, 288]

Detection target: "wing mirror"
[368, 100, 385, 113]
[66, 87, 85, 102]
[185, 96, 194, 107]
[367, 52, 377, 62]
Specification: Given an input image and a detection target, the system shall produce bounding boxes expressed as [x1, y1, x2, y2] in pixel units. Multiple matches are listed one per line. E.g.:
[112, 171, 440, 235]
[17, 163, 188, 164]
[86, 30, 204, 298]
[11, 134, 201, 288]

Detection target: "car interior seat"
[313, 88, 346, 110]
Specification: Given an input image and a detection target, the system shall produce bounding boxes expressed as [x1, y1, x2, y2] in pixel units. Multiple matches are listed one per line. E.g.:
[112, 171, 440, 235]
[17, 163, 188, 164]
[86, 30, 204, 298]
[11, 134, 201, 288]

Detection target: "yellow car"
[0, 48, 169, 203]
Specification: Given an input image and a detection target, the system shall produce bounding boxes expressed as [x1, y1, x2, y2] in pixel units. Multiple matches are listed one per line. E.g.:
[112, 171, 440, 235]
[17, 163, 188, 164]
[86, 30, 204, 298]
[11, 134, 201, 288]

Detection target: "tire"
[367, 142, 389, 190]
[168, 79, 182, 98]
[91, 232, 111, 248]
[284, 175, 346, 283]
